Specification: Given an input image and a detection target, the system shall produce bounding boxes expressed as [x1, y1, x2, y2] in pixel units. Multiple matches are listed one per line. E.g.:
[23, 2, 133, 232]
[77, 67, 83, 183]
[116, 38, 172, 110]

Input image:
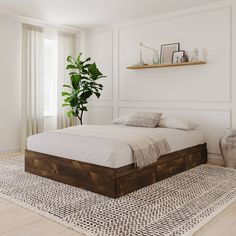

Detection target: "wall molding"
[88, 104, 113, 108]
[118, 106, 231, 154]
[117, 106, 232, 113]
[117, 101, 233, 109]
[229, 5, 233, 103]
[86, 29, 114, 102]
[85, 27, 113, 35]
[117, 106, 232, 128]
[117, 2, 232, 29]
[117, 5, 232, 103]
[0, 10, 84, 34]
[85, 1, 235, 162]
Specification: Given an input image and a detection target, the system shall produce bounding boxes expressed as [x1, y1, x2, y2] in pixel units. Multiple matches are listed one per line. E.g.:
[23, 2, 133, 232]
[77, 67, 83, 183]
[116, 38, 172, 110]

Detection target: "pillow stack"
[113, 112, 162, 128]
[112, 112, 198, 130]
[158, 117, 198, 131]
[125, 112, 162, 128]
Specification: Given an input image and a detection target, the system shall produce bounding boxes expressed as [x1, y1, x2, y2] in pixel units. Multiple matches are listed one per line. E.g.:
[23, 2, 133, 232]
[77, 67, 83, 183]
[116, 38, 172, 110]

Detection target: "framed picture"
[160, 43, 180, 64]
[172, 50, 185, 63]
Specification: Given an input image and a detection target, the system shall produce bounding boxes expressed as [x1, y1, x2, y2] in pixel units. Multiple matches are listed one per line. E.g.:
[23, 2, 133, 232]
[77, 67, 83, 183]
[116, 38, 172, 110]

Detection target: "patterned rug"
[1, 156, 236, 236]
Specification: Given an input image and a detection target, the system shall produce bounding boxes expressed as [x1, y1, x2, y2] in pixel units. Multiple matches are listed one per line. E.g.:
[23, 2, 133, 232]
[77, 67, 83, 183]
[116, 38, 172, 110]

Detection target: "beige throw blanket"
[52, 125, 171, 168]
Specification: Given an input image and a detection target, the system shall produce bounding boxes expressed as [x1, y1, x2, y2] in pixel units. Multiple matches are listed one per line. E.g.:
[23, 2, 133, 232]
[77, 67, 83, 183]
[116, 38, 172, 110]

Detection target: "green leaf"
[81, 90, 93, 100]
[61, 92, 70, 96]
[69, 72, 77, 75]
[67, 110, 73, 117]
[82, 69, 90, 75]
[98, 75, 106, 79]
[79, 99, 88, 105]
[63, 84, 72, 89]
[72, 110, 77, 116]
[66, 64, 77, 69]
[81, 107, 88, 111]
[71, 89, 80, 97]
[67, 56, 75, 64]
[76, 53, 82, 63]
[70, 74, 81, 89]
[94, 92, 100, 98]
[64, 97, 72, 103]
[70, 97, 78, 107]
[82, 57, 91, 64]
[62, 103, 70, 107]
[88, 63, 97, 75]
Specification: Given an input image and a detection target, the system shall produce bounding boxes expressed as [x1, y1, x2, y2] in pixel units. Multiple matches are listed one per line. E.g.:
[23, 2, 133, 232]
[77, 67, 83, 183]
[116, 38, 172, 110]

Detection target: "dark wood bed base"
[25, 143, 207, 198]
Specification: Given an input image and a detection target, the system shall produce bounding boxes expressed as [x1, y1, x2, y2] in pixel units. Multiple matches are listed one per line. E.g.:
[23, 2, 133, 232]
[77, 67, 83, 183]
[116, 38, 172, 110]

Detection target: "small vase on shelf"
[139, 42, 159, 65]
[219, 129, 236, 168]
[152, 51, 160, 64]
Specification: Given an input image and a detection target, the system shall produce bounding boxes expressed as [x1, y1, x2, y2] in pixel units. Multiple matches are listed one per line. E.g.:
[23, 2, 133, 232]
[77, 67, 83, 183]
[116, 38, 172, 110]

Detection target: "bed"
[25, 125, 207, 198]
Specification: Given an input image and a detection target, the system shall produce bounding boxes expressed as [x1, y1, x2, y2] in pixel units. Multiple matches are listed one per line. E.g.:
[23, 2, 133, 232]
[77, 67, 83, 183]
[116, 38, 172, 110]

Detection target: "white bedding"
[27, 126, 205, 168]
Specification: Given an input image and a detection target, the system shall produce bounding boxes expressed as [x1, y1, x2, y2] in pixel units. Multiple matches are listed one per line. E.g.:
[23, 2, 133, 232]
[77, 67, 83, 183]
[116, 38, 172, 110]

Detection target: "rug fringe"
[182, 195, 236, 236]
[0, 193, 93, 236]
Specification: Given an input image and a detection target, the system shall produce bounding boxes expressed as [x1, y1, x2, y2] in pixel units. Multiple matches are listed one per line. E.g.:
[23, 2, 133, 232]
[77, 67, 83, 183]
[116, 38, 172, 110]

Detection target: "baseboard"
[0, 147, 21, 154]
[207, 153, 224, 165]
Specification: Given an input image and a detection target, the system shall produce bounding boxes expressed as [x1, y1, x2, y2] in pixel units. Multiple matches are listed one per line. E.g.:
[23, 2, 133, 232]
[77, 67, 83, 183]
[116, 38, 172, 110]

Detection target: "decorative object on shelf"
[202, 48, 208, 61]
[160, 43, 180, 64]
[194, 48, 199, 61]
[172, 50, 185, 63]
[131, 50, 147, 67]
[182, 51, 189, 62]
[190, 48, 199, 61]
[219, 129, 236, 168]
[126, 61, 206, 70]
[139, 50, 144, 65]
[139, 42, 160, 64]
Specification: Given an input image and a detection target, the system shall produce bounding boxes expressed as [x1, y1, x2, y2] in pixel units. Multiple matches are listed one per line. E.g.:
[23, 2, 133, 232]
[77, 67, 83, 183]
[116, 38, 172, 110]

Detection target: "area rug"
[1, 156, 236, 236]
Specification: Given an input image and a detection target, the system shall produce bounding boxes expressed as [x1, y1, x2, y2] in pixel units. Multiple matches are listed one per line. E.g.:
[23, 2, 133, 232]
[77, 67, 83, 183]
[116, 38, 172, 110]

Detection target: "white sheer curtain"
[57, 31, 78, 129]
[21, 23, 44, 150]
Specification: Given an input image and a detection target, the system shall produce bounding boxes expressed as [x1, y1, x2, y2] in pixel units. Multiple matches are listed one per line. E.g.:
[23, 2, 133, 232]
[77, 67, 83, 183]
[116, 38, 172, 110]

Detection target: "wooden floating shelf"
[126, 61, 207, 70]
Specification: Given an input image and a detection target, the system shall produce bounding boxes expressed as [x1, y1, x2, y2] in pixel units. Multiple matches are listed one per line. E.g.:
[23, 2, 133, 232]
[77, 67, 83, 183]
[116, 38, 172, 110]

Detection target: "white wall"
[84, 30, 113, 124]
[0, 13, 21, 153]
[0, 13, 83, 152]
[85, 1, 236, 163]
[0, 1, 235, 162]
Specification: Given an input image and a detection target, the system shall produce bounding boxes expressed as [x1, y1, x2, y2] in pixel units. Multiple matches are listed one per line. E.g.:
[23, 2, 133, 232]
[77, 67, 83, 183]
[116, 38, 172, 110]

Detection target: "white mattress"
[27, 126, 205, 168]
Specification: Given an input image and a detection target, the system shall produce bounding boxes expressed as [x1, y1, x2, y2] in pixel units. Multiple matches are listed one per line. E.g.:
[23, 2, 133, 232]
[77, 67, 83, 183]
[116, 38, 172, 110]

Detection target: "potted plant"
[62, 53, 105, 125]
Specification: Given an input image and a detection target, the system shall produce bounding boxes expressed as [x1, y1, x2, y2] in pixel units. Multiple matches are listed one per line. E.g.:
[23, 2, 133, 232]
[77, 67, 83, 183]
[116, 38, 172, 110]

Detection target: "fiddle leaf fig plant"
[62, 53, 106, 125]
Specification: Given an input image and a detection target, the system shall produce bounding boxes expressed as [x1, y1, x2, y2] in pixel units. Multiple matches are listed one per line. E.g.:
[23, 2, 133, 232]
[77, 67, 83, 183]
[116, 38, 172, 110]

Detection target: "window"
[43, 39, 57, 116]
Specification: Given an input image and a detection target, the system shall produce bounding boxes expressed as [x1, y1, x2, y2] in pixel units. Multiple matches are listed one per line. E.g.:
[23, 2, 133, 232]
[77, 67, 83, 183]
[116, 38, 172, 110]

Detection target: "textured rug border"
[182, 194, 236, 236]
[180, 165, 236, 236]
[0, 192, 92, 236]
[1, 157, 236, 236]
[2, 187, 236, 236]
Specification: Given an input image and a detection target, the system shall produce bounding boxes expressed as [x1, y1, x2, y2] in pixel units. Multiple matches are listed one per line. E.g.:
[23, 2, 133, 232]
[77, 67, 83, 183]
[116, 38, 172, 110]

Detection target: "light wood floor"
[0, 153, 236, 236]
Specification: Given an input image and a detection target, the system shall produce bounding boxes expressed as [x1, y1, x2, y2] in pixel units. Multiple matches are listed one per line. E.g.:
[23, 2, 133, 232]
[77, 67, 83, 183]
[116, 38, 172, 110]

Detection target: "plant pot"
[219, 129, 236, 168]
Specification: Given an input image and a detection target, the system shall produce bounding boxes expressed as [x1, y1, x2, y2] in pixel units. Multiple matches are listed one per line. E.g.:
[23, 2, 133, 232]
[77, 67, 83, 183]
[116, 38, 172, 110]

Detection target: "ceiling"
[0, 0, 222, 29]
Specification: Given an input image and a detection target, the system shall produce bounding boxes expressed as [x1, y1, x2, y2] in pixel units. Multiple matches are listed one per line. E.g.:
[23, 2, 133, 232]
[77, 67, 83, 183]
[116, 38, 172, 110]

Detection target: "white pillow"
[112, 115, 130, 125]
[158, 116, 198, 130]
[125, 112, 162, 128]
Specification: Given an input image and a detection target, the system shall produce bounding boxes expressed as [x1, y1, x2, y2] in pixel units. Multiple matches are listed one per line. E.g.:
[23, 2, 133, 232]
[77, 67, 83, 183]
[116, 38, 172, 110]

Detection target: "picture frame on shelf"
[160, 43, 180, 64]
[172, 50, 185, 63]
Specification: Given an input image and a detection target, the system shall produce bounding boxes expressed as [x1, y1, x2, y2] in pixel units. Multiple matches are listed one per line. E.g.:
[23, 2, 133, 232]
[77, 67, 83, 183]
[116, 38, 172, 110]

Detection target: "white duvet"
[53, 125, 170, 167]
[27, 125, 205, 168]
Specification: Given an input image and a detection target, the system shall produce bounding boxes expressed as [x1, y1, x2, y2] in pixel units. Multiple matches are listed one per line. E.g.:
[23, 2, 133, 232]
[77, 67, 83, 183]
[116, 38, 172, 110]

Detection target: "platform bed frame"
[25, 143, 207, 198]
